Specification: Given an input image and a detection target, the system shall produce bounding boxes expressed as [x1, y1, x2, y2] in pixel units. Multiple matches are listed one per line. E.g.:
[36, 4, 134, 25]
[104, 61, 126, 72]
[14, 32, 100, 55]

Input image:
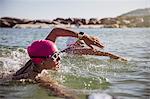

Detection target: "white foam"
[0, 48, 29, 74]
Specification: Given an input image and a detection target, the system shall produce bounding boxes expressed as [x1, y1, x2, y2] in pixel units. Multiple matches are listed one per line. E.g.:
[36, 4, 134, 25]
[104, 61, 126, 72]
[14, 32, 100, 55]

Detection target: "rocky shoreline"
[0, 16, 149, 28]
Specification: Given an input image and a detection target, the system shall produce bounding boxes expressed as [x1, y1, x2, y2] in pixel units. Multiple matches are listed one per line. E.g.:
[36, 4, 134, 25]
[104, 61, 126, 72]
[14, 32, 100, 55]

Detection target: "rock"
[72, 18, 83, 25]
[52, 18, 86, 26]
[0, 17, 25, 27]
[53, 18, 69, 24]
[132, 17, 144, 23]
[64, 18, 74, 24]
[0, 19, 12, 27]
[0, 18, 16, 28]
[53, 18, 65, 22]
[1, 16, 148, 28]
[35, 20, 52, 24]
[88, 18, 100, 25]
[79, 18, 87, 25]
[122, 20, 131, 24]
[1, 17, 24, 24]
[100, 18, 118, 25]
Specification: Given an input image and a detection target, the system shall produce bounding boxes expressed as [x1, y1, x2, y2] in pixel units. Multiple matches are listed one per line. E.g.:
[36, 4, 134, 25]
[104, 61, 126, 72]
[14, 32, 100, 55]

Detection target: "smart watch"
[78, 32, 85, 39]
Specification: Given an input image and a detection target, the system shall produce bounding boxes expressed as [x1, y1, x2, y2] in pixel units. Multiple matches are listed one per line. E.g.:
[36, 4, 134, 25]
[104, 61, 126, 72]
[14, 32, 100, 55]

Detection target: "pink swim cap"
[27, 40, 58, 64]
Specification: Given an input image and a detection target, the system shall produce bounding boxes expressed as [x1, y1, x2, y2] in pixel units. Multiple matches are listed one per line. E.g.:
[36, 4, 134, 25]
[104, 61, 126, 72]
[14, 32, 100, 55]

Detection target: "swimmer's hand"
[82, 35, 105, 49]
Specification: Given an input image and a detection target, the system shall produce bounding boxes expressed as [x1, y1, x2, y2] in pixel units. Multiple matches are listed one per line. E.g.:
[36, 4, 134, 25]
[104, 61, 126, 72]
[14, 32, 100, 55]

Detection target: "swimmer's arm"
[46, 28, 79, 42]
[12, 73, 29, 80]
[35, 75, 75, 99]
[46, 28, 104, 49]
[12, 71, 38, 80]
[14, 60, 32, 76]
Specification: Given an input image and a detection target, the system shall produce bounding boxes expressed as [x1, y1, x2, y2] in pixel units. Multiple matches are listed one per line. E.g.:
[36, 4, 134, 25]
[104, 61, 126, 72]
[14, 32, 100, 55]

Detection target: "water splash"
[0, 46, 29, 78]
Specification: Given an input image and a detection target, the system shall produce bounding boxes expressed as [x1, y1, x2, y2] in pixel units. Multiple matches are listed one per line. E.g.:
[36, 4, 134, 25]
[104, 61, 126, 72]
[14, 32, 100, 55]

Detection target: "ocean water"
[0, 28, 150, 99]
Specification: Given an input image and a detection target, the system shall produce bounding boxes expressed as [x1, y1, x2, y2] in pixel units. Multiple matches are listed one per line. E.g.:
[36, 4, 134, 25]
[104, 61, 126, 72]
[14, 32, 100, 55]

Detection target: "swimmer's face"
[42, 52, 61, 71]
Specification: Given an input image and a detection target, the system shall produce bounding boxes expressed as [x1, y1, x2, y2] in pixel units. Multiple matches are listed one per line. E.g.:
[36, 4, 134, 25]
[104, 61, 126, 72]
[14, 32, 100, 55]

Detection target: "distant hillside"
[119, 8, 150, 17]
[116, 8, 150, 27]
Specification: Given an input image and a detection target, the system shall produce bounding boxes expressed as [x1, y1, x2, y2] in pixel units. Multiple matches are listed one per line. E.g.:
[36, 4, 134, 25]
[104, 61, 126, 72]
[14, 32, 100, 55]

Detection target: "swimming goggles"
[30, 51, 61, 62]
[51, 52, 61, 62]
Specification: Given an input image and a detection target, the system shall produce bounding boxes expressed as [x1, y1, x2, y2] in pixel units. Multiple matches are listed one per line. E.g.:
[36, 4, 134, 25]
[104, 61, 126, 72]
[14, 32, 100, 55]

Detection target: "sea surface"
[0, 28, 150, 99]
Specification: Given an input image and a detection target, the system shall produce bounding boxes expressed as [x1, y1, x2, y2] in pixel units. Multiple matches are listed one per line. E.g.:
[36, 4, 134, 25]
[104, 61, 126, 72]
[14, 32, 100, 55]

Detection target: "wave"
[0, 46, 29, 77]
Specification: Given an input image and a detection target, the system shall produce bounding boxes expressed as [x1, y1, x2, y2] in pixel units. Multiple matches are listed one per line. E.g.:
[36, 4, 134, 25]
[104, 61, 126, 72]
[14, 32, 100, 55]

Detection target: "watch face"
[79, 32, 84, 35]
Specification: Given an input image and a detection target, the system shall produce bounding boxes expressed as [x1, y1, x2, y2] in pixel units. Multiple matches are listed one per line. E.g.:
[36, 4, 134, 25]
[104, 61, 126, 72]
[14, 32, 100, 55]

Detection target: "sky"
[0, 0, 149, 19]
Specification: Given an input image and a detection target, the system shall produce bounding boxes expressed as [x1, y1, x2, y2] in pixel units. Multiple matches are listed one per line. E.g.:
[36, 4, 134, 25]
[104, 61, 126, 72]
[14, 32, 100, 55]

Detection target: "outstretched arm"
[63, 47, 127, 61]
[46, 28, 104, 49]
